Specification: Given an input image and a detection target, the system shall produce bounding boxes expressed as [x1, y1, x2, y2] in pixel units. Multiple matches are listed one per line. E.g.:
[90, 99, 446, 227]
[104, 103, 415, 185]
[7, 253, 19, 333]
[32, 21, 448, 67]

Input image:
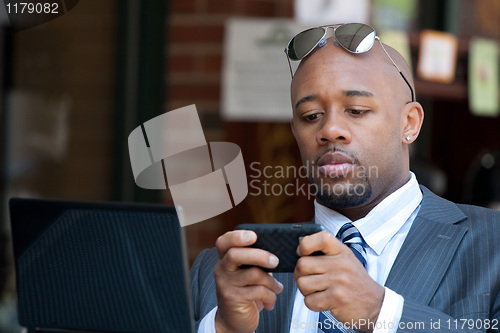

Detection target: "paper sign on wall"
[294, 0, 370, 26]
[222, 19, 307, 122]
[469, 38, 499, 117]
[417, 30, 458, 83]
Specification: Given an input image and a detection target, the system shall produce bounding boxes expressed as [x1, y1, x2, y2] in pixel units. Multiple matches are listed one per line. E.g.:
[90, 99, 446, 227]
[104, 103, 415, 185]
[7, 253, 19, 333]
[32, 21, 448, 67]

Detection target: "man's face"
[291, 41, 412, 215]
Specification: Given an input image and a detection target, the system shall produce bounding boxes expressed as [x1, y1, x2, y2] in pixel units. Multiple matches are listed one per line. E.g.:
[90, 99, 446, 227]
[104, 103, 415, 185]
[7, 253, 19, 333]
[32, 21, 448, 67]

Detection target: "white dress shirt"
[290, 172, 422, 333]
[199, 172, 423, 333]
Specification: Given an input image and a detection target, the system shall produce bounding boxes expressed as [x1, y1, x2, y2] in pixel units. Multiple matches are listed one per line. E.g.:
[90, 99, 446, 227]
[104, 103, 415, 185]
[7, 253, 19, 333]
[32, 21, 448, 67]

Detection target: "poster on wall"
[222, 18, 307, 122]
[294, 0, 370, 26]
[417, 30, 458, 83]
[469, 38, 499, 117]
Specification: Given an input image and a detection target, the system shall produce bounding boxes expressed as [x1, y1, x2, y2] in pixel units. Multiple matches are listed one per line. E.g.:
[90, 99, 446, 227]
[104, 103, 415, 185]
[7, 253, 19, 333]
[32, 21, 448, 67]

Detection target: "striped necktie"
[318, 223, 367, 333]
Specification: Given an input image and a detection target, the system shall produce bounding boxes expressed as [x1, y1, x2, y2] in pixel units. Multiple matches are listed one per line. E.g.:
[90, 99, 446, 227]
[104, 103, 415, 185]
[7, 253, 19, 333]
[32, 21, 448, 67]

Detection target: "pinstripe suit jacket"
[190, 187, 500, 332]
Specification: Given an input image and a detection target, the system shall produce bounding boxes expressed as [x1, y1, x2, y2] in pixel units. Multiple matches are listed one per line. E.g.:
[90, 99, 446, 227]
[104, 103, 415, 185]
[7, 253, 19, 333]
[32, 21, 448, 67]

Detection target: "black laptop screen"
[10, 198, 194, 333]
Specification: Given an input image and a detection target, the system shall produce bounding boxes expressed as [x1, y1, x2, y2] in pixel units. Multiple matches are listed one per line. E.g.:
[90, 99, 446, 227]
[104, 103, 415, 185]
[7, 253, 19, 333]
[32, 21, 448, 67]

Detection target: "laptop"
[9, 198, 195, 333]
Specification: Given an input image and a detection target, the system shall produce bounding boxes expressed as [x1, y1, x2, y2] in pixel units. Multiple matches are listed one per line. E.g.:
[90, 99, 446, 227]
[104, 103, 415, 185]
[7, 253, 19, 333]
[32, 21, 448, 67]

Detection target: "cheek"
[355, 121, 401, 169]
[375, 113, 402, 144]
[370, 134, 403, 175]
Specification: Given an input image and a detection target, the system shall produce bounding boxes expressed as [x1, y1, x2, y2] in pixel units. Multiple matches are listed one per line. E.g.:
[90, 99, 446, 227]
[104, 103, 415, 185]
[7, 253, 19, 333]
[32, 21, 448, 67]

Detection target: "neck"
[332, 202, 379, 221]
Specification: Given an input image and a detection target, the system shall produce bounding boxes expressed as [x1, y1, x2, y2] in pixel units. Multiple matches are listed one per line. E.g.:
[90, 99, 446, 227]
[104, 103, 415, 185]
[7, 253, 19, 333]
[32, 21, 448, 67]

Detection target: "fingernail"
[242, 231, 254, 243]
[276, 280, 284, 292]
[269, 254, 279, 267]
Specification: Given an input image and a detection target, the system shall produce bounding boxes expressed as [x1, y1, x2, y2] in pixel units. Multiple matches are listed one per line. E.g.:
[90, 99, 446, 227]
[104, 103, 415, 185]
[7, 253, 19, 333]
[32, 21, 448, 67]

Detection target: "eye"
[301, 113, 322, 122]
[346, 109, 369, 116]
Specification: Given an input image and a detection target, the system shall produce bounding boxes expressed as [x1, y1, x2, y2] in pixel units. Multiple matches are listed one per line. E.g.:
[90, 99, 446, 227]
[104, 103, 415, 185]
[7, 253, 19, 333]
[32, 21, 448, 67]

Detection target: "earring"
[405, 136, 411, 141]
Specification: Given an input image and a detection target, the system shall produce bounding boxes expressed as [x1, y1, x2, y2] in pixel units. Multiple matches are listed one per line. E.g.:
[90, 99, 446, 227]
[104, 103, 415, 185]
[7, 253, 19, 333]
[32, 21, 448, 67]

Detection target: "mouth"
[316, 152, 356, 178]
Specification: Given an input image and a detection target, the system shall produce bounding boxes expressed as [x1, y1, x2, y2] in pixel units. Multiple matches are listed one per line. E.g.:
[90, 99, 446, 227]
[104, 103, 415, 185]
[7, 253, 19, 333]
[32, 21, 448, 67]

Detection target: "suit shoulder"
[456, 203, 500, 222]
[420, 186, 500, 229]
[455, 203, 500, 237]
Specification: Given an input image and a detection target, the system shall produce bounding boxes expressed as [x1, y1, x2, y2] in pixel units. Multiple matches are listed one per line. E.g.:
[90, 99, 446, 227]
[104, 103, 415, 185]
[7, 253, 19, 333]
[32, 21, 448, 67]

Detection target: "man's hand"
[213, 230, 284, 333]
[294, 231, 385, 332]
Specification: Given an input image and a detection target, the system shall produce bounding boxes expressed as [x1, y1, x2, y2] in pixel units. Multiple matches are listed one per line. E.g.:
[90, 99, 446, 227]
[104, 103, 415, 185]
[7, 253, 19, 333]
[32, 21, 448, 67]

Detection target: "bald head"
[291, 37, 415, 105]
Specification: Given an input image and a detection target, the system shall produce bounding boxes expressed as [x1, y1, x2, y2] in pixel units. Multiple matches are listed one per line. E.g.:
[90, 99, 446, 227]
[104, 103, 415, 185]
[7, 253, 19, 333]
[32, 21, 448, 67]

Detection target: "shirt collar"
[314, 172, 423, 255]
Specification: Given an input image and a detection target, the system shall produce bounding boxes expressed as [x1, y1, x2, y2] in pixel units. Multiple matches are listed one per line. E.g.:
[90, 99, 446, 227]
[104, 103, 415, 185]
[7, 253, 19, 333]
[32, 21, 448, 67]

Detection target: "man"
[190, 24, 500, 333]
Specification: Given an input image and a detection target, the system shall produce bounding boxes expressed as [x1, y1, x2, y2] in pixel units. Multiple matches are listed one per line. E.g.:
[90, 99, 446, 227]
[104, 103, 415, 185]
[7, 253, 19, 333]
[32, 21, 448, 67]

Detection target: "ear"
[290, 119, 296, 137]
[401, 102, 424, 144]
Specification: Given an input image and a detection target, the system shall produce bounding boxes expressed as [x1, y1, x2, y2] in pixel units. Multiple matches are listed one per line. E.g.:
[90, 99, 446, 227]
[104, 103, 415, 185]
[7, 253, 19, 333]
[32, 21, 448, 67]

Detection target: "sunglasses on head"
[284, 23, 415, 102]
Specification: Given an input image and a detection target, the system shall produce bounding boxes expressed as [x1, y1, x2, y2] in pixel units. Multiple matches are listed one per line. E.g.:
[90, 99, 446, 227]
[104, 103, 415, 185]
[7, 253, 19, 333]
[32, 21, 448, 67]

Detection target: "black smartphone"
[234, 223, 325, 272]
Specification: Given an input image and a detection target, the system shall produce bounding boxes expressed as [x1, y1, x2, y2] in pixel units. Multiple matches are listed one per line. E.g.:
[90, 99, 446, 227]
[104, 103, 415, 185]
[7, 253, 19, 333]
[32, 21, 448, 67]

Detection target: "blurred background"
[1, 0, 500, 331]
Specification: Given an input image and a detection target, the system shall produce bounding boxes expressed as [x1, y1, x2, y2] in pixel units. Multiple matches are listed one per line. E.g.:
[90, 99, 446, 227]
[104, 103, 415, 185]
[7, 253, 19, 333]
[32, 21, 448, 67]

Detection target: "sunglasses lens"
[287, 27, 326, 60]
[334, 23, 375, 53]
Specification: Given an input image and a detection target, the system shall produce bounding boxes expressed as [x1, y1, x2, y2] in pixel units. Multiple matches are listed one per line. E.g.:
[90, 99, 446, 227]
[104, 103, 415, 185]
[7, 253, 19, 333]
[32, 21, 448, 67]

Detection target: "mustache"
[313, 148, 360, 166]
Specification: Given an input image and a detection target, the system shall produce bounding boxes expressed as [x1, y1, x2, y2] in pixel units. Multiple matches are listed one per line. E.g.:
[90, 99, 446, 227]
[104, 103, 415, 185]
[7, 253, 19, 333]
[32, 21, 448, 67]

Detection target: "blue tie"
[318, 223, 367, 333]
[336, 223, 367, 268]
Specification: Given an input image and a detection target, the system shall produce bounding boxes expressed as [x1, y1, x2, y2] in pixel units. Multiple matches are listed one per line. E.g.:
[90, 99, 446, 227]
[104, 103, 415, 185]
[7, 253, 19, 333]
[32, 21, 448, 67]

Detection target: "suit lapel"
[257, 272, 296, 333]
[385, 187, 468, 304]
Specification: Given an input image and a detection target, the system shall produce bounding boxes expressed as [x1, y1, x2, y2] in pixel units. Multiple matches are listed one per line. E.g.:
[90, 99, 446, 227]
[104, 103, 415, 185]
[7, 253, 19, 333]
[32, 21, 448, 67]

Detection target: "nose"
[316, 111, 352, 145]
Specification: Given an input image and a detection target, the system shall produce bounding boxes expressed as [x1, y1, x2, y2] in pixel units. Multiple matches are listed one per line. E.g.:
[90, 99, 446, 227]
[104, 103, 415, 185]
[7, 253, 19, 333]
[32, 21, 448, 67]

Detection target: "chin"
[313, 177, 373, 209]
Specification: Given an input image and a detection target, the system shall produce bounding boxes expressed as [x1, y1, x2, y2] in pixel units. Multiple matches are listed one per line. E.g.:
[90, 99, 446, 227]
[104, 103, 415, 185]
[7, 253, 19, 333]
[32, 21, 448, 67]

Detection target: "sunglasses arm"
[399, 72, 415, 103]
[376, 37, 415, 102]
[284, 50, 294, 78]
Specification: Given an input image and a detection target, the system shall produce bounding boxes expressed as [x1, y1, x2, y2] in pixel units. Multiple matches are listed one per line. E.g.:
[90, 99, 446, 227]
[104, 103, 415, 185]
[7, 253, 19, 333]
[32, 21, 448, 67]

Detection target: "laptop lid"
[9, 197, 194, 333]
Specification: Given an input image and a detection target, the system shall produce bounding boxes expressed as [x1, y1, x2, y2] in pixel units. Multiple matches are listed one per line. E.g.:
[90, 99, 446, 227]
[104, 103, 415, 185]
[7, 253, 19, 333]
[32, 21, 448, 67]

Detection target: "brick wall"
[167, 0, 293, 127]
[166, 0, 296, 264]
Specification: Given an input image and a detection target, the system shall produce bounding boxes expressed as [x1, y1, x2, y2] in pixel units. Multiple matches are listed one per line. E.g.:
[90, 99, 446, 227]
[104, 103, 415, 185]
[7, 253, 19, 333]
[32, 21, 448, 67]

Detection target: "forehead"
[290, 40, 399, 103]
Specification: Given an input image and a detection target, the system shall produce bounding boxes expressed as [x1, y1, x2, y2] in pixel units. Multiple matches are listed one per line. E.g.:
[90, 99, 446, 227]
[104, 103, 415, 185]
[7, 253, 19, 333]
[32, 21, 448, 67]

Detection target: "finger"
[294, 249, 366, 281]
[295, 273, 329, 297]
[297, 231, 345, 256]
[233, 285, 278, 312]
[221, 247, 280, 272]
[293, 255, 332, 280]
[216, 230, 257, 258]
[217, 281, 280, 312]
[303, 289, 333, 312]
[217, 266, 284, 294]
[249, 285, 279, 311]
